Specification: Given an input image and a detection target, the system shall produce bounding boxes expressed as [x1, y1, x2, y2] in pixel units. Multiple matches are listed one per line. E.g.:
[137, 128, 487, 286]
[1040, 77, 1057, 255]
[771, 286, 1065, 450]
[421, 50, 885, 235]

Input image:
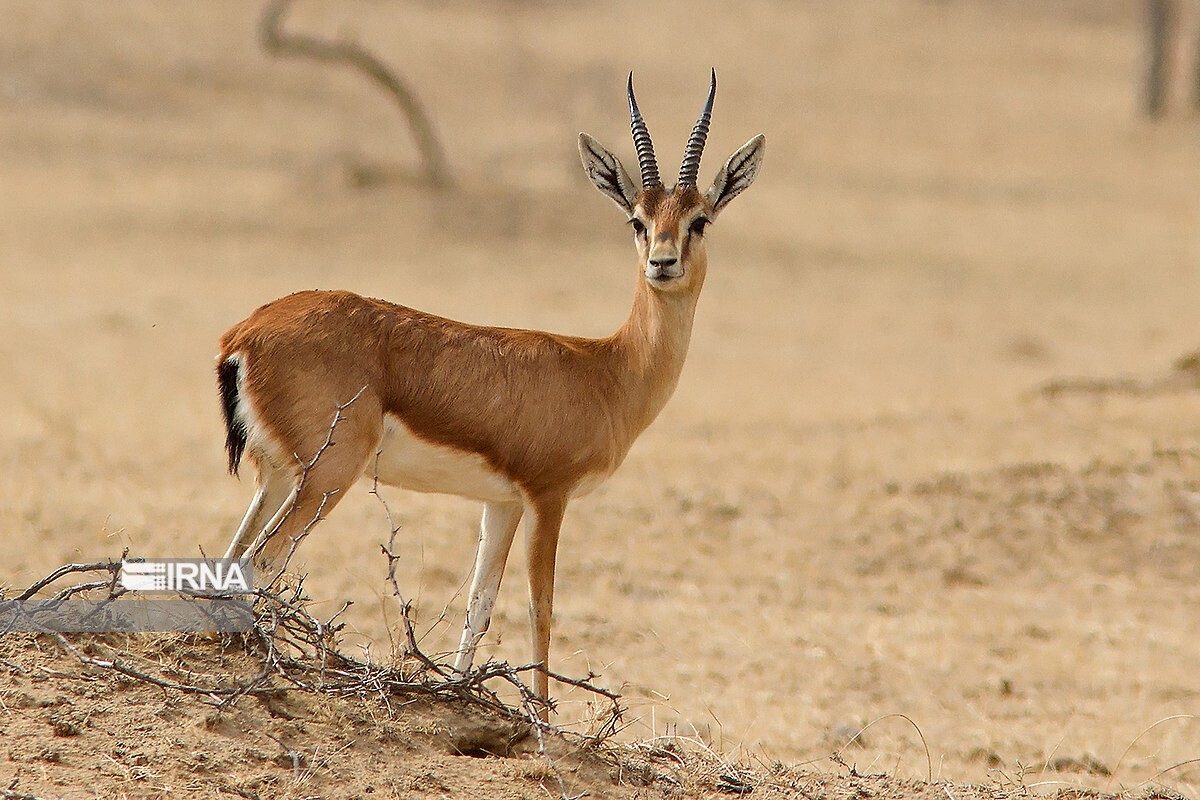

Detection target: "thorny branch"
[4, 560, 624, 745]
[370, 454, 435, 667]
[13, 554, 125, 602]
[259, 0, 450, 186]
[3, 786, 53, 800]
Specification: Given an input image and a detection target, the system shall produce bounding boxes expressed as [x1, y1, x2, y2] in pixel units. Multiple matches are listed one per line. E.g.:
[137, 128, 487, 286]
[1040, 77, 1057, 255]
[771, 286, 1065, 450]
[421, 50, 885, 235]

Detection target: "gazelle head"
[579, 69, 765, 294]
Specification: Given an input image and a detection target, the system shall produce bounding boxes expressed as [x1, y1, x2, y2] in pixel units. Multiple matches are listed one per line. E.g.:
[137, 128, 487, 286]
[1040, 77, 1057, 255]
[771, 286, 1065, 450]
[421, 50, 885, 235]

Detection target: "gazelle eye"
[689, 217, 710, 236]
[629, 218, 647, 237]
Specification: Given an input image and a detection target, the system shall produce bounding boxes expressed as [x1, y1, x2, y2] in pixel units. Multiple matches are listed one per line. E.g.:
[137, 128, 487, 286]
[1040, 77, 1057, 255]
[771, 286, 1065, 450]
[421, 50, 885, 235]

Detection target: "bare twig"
[7, 554, 625, 800]
[13, 559, 121, 602]
[12, 558, 622, 750]
[1106, 714, 1200, 792]
[833, 713, 933, 784]
[369, 451, 438, 672]
[259, 0, 449, 186]
[3, 786, 54, 800]
[1138, 757, 1200, 789]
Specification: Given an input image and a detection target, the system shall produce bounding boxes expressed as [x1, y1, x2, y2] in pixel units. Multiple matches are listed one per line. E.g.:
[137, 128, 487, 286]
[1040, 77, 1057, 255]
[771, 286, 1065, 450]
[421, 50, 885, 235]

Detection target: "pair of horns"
[627, 68, 716, 189]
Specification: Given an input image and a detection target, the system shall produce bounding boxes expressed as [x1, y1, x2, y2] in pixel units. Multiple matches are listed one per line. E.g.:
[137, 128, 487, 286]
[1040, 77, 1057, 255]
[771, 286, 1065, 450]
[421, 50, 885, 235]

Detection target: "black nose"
[649, 256, 678, 268]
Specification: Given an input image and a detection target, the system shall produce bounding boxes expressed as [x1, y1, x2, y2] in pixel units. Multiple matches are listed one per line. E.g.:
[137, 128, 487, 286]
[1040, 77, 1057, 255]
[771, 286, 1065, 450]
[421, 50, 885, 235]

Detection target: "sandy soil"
[3, 0, 1200, 797]
[5, 631, 1137, 800]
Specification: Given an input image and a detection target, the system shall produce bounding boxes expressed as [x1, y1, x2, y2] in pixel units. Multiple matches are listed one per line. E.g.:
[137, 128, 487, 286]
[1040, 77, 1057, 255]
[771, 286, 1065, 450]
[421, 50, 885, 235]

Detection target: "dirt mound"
[0, 630, 1164, 800]
[1, 631, 578, 799]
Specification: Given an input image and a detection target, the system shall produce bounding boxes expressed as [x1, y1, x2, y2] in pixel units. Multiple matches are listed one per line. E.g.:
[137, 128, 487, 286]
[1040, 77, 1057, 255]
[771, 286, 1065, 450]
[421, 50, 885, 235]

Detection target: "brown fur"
[219, 240, 705, 496]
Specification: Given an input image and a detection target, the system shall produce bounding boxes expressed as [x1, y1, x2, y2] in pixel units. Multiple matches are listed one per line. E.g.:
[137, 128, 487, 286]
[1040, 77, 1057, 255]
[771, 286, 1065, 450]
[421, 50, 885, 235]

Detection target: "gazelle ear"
[579, 133, 639, 214]
[705, 134, 765, 215]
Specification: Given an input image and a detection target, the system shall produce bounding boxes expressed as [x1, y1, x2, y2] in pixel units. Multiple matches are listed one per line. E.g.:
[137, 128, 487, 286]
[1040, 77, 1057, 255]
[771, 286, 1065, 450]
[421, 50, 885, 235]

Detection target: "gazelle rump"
[215, 70, 764, 714]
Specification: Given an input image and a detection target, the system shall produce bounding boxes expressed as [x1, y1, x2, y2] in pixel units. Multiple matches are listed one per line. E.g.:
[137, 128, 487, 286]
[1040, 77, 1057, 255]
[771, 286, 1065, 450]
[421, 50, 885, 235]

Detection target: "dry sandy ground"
[5, 630, 1139, 800]
[3, 0, 1200, 797]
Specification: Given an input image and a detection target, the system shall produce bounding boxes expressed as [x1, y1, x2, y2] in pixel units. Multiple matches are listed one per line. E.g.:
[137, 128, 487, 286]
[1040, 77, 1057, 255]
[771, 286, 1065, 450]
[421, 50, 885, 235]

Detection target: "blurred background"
[2, 0, 1200, 791]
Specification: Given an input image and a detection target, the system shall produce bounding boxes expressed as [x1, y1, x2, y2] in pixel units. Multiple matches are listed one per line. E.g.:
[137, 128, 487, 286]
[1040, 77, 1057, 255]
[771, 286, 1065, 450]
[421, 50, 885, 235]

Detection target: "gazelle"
[216, 70, 764, 713]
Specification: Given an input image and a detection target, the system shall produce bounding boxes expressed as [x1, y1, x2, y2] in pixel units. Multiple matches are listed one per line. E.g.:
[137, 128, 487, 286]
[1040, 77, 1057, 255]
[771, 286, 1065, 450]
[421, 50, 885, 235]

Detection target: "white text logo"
[119, 560, 253, 594]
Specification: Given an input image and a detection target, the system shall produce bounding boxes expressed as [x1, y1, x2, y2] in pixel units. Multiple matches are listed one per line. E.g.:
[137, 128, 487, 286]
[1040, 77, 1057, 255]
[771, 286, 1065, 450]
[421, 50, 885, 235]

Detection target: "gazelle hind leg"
[453, 501, 524, 673]
[223, 461, 295, 560]
[246, 437, 377, 585]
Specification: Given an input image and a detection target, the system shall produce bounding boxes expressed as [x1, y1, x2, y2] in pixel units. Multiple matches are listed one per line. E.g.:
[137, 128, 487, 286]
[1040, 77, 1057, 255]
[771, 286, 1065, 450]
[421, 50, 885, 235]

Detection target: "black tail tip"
[216, 356, 247, 476]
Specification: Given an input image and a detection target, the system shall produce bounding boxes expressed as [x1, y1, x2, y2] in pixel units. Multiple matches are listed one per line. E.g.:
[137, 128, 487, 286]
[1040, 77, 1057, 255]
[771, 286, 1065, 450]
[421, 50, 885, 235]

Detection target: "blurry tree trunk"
[1143, 0, 1174, 117]
[1194, 15, 1200, 109]
[259, 0, 450, 187]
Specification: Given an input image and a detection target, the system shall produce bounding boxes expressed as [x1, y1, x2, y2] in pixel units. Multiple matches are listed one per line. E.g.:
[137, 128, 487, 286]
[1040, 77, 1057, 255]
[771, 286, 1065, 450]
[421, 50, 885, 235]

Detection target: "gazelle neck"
[610, 270, 704, 431]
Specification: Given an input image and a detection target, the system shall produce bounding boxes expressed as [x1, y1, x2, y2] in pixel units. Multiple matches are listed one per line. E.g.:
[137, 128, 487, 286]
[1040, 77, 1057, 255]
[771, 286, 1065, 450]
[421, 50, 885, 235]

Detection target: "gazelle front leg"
[453, 501, 524, 673]
[525, 495, 568, 720]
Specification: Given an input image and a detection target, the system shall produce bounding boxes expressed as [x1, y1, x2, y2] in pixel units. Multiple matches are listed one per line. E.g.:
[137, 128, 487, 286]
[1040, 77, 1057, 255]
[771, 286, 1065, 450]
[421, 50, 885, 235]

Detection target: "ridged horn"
[627, 72, 661, 189]
[678, 68, 717, 188]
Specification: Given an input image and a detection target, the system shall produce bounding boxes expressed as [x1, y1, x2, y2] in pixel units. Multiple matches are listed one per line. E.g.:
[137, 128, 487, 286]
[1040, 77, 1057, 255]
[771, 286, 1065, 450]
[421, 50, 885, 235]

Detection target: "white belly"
[369, 415, 521, 503]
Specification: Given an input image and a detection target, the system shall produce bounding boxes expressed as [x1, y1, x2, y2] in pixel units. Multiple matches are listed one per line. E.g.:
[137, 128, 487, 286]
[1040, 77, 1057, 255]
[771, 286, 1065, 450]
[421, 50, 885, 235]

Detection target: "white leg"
[222, 464, 295, 560]
[453, 501, 523, 672]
